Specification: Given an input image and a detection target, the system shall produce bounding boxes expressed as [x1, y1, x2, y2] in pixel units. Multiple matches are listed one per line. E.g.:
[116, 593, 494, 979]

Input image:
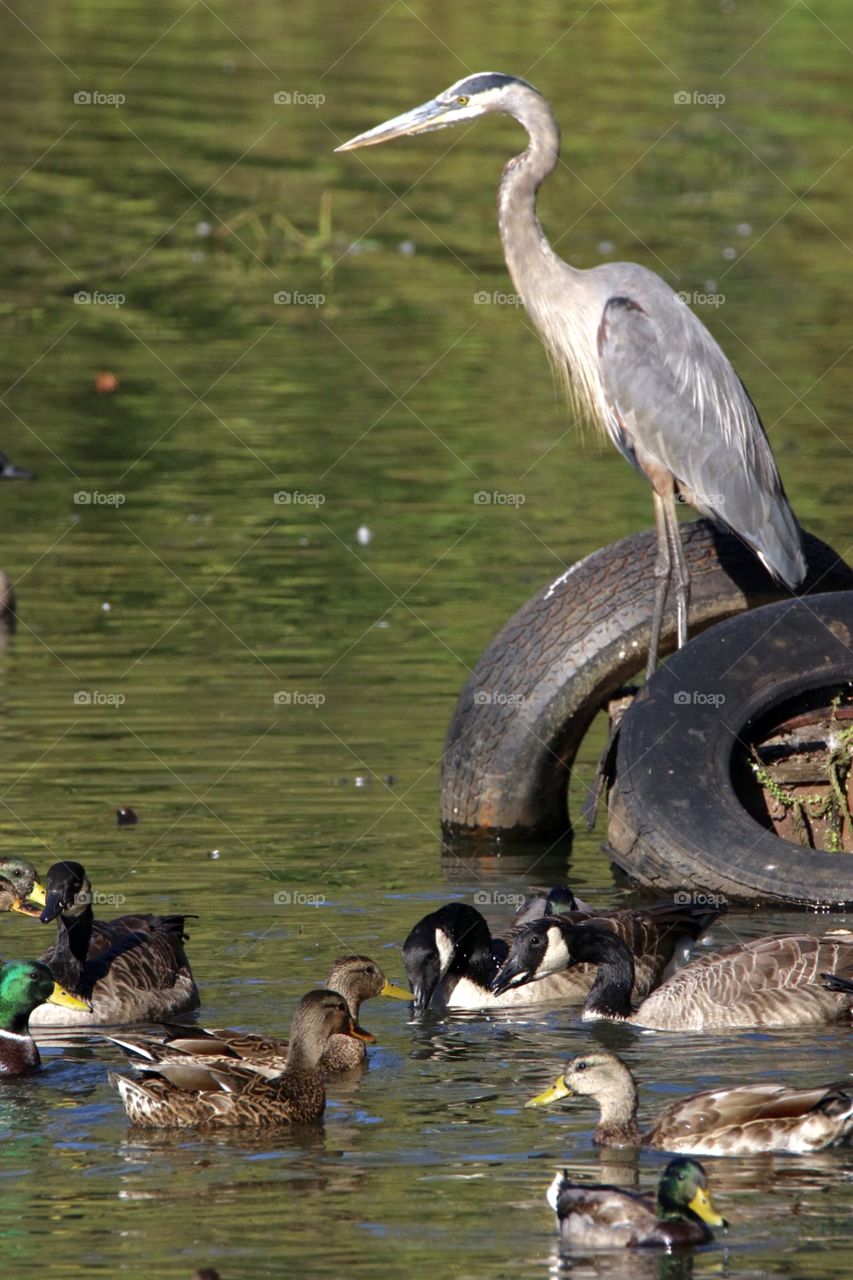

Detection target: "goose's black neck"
[48, 908, 92, 991]
[446, 910, 496, 988]
[563, 925, 635, 1018]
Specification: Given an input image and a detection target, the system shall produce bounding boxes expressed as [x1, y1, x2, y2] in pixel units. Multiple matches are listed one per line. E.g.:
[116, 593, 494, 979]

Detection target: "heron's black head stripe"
[450, 73, 537, 98]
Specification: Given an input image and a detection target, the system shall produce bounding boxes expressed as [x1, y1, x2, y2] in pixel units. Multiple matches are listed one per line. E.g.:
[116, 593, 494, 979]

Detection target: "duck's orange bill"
[347, 1017, 376, 1043]
[10, 879, 47, 915]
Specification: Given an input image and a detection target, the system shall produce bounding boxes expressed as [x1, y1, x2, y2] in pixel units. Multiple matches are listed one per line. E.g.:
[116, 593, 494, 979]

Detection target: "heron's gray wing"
[597, 293, 805, 587]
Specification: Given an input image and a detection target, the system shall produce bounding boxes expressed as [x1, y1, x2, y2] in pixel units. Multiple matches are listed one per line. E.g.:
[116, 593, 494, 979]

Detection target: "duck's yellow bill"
[525, 1075, 572, 1108]
[48, 981, 90, 1011]
[10, 879, 47, 915]
[689, 1186, 726, 1228]
[380, 978, 414, 1001]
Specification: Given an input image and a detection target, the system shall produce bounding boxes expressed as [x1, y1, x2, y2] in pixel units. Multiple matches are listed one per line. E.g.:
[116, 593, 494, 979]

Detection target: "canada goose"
[403, 894, 719, 1011]
[30, 860, 198, 1026]
[491, 920, 853, 1029]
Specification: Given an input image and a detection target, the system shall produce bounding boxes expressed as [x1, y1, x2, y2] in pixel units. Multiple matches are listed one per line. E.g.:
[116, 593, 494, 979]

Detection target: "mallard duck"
[527, 1049, 853, 1154]
[0, 959, 88, 1074]
[546, 1157, 726, 1249]
[110, 954, 411, 1076]
[402, 892, 719, 1011]
[0, 856, 46, 916]
[109, 989, 373, 1127]
[491, 918, 853, 1029]
[29, 860, 199, 1026]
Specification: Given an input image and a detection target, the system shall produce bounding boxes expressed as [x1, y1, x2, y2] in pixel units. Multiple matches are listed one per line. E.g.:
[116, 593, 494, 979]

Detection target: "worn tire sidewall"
[613, 592, 853, 904]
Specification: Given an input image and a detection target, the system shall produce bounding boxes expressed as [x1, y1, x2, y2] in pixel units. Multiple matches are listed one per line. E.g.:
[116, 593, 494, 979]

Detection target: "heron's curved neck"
[497, 95, 563, 296]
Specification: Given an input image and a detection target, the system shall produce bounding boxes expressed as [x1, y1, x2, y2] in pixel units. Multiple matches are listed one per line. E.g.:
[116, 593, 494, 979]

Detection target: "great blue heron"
[336, 72, 806, 676]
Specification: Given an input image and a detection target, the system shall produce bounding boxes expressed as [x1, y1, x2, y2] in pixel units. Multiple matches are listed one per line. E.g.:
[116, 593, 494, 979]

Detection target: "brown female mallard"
[403, 893, 719, 1011]
[546, 1157, 726, 1249]
[23, 860, 199, 1026]
[0, 856, 47, 916]
[112, 954, 411, 1076]
[527, 1050, 853, 1154]
[491, 919, 853, 1029]
[109, 989, 373, 1127]
[0, 959, 87, 1074]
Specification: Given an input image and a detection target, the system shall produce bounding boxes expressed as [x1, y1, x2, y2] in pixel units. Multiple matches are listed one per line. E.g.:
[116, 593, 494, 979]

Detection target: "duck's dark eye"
[575, 1061, 587, 1072]
[530, 934, 545, 949]
[456, 95, 469, 106]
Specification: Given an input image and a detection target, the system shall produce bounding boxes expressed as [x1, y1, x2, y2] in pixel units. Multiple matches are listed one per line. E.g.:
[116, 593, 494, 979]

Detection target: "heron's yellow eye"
[457, 95, 469, 106]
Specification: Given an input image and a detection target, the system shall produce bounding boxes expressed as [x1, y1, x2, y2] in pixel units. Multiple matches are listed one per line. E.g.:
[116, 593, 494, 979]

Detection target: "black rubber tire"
[608, 591, 853, 908]
[441, 521, 853, 839]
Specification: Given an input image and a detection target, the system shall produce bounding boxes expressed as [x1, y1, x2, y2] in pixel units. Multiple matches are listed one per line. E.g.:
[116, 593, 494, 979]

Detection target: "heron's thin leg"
[646, 492, 672, 679]
[662, 495, 690, 650]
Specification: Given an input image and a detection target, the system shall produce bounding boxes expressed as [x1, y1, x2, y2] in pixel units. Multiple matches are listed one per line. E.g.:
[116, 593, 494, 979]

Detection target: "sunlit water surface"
[0, 1, 850, 1277]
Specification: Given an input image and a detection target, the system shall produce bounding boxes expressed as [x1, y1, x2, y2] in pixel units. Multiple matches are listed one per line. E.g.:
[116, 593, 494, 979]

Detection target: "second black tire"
[607, 590, 853, 907]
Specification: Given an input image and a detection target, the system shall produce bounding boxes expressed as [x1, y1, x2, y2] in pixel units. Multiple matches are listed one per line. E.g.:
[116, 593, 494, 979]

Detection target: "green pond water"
[0, 0, 850, 1276]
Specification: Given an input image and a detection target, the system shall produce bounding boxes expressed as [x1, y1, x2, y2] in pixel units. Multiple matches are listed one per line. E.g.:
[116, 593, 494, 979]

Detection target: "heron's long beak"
[525, 1074, 571, 1109]
[379, 978, 414, 1001]
[688, 1186, 727, 1229]
[335, 98, 462, 151]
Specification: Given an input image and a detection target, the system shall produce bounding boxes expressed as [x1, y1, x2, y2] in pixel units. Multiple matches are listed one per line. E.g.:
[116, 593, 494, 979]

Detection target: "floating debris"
[95, 371, 119, 394]
[116, 806, 138, 826]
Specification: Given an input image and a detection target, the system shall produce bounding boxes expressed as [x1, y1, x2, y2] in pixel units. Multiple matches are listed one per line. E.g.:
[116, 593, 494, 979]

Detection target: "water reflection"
[0, 0, 850, 1275]
[548, 1245, 706, 1280]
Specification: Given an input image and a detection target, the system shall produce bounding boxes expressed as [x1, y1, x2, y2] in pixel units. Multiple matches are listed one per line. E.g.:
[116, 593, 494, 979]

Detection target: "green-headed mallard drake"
[527, 1050, 853, 1155]
[0, 856, 47, 917]
[29, 860, 199, 1026]
[402, 892, 719, 1012]
[110, 954, 411, 1076]
[0, 959, 88, 1074]
[491, 920, 853, 1029]
[546, 1157, 726, 1249]
[109, 989, 373, 1127]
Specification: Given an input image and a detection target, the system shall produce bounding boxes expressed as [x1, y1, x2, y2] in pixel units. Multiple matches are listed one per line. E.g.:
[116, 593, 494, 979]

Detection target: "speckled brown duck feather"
[528, 1050, 853, 1154]
[118, 955, 411, 1077]
[30, 860, 198, 1027]
[109, 990, 372, 1128]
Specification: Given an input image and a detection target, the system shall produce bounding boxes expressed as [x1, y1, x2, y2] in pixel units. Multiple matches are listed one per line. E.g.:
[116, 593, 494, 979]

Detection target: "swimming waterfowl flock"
[1, 853, 851, 1252]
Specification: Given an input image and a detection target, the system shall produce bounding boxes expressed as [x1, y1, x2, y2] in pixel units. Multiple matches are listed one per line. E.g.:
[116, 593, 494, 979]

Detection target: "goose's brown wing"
[636, 933, 853, 1030]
